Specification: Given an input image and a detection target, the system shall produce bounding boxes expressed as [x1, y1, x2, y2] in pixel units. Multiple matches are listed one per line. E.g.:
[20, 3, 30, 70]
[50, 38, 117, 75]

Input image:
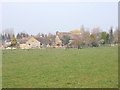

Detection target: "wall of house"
[19, 44, 29, 49]
[26, 37, 40, 49]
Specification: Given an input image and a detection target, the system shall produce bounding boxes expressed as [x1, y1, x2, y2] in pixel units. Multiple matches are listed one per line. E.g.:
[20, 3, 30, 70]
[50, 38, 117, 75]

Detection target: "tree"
[41, 34, 44, 37]
[106, 34, 110, 44]
[69, 35, 83, 49]
[81, 30, 90, 47]
[16, 32, 29, 39]
[109, 27, 114, 44]
[7, 34, 11, 41]
[4, 33, 7, 40]
[47, 33, 55, 45]
[91, 27, 101, 41]
[2, 28, 14, 39]
[89, 34, 98, 47]
[98, 39, 105, 45]
[80, 25, 85, 34]
[1, 34, 4, 40]
[11, 36, 18, 47]
[113, 28, 119, 44]
[100, 32, 107, 44]
[61, 35, 70, 45]
[16, 33, 20, 39]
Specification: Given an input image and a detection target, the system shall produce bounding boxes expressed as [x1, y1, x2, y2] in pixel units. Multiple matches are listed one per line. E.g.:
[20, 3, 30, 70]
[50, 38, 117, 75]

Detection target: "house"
[25, 37, 41, 49]
[19, 44, 29, 49]
[17, 37, 29, 49]
[35, 37, 53, 48]
[55, 31, 82, 47]
[18, 37, 40, 49]
[17, 37, 29, 44]
[18, 36, 52, 49]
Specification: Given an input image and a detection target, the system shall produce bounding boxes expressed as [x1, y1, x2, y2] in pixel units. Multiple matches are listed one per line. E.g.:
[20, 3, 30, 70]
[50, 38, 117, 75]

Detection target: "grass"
[2, 47, 118, 88]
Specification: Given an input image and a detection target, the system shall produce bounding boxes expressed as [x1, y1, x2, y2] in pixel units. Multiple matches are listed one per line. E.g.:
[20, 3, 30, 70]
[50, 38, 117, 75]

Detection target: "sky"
[1, 2, 118, 35]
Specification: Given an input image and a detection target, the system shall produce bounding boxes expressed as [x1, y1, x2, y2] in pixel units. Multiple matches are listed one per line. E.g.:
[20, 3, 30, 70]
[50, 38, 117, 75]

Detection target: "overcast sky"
[2, 2, 118, 35]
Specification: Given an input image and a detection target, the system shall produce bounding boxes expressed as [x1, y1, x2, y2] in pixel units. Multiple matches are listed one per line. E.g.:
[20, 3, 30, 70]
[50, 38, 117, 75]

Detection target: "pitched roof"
[18, 36, 53, 45]
[17, 39, 28, 44]
[35, 37, 51, 44]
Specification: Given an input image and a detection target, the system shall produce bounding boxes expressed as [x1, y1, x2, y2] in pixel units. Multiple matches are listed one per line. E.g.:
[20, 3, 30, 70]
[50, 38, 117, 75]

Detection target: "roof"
[18, 36, 53, 45]
[17, 37, 30, 44]
[17, 39, 28, 44]
[35, 37, 51, 44]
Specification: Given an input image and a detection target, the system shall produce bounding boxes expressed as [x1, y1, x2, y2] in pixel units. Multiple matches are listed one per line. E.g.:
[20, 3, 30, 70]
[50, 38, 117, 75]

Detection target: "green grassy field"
[2, 47, 118, 88]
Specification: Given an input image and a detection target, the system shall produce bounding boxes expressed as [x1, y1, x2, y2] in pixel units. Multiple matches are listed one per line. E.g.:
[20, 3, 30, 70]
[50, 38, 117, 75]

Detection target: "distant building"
[25, 37, 41, 49]
[18, 36, 52, 49]
[55, 35, 62, 47]
[18, 37, 40, 49]
[35, 37, 52, 47]
[19, 44, 29, 49]
[55, 31, 82, 47]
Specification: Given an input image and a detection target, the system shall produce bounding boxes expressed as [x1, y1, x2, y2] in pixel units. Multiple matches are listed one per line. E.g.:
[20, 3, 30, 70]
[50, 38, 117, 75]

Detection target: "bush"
[91, 42, 99, 47]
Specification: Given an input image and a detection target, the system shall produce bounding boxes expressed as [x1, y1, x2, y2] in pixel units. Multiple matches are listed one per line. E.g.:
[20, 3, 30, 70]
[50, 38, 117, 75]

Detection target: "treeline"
[0, 26, 120, 48]
[0, 29, 56, 46]
[16, 32, 29, 39]
[60, 27, 120, 48]
[0, 32, 29, 45]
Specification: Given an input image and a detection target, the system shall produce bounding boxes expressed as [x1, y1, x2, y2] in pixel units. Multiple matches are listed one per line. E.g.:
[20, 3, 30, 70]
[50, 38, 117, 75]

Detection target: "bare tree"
[114, 28, 120, 44]
[47, 33, 55, 45]
[91, 27, 101, 42]
[2, 28, 14, 38]
[69, 34, 83, 49]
